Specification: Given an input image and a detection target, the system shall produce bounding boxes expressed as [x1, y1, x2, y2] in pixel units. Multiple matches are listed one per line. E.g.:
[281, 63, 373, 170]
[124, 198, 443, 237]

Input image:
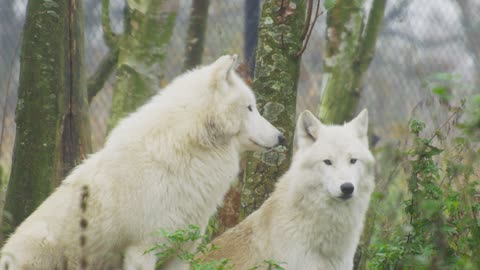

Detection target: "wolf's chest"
[123, 153, 239, 233]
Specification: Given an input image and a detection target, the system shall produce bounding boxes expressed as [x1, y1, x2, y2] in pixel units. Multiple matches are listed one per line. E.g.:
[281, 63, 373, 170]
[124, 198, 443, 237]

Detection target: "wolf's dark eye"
[323, 159, 332, 166]
[247, 105, 253, 112]
[350, 158, 357, 164]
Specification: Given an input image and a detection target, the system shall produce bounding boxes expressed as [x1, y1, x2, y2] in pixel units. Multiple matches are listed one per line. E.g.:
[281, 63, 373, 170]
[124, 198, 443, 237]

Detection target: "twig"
[295, 0, 322, 57]
[300, 0, 313, 41]
[85, 0, 120, 102]
[427, 110, 460, 144]
[355, 0, 387, 74]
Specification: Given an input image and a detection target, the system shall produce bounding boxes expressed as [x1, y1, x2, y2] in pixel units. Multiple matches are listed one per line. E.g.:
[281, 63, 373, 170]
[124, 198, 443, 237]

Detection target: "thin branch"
[295, 0, 322, 57]
[87, 48, 119, 102]
[86, 0, 120, 102]
[427, 110, 460, 144]
[355, 0, 387, 75]
[102, 0, 118, 48]
[300, 0, 313, 41]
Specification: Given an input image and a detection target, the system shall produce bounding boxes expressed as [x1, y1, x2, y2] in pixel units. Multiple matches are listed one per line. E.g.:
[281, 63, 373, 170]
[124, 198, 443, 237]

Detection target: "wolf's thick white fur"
[0, 55, 283, 270]
[206, 110, 375, 270]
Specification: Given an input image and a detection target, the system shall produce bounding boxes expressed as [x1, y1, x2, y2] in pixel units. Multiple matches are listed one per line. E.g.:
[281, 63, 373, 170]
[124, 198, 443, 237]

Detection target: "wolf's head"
[191, 54, 284, 151]
[289, 110, 375, 204]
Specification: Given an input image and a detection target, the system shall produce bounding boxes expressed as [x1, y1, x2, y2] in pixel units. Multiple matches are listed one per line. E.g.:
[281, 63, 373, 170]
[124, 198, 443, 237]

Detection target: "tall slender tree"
[4, 0, 91, 232]
[108, 0, 178, 129]
[241, 0, 306, 217]
[314, 1, 387, 268]
[183, 0, 210, 70]
[318, 0, 387, 124]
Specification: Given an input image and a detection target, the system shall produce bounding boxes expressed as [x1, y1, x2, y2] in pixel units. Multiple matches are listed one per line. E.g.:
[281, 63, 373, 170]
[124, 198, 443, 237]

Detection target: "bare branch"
[296, 0, 322, 57]
[102, 0, 118, 48]
[86, 0, 121, 102]
[300, 0, 313, 41]
[355, 0, 387, 75]
[87, 48, 119, 102]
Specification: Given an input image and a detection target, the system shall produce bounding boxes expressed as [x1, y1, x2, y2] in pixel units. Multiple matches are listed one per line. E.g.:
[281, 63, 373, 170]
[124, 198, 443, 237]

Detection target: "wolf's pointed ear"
[296, 110, 322, 149]
[349, 109, 368, 142]
[213, 54, 238, 83]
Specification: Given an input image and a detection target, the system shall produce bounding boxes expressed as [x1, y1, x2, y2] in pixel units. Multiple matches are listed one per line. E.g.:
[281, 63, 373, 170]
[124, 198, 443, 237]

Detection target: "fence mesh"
[1, 0, 479, 170]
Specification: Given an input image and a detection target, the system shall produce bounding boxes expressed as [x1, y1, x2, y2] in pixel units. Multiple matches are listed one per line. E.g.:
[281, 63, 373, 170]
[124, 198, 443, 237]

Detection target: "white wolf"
[0, 55, 284, 270]
[205, 110, 375, 270]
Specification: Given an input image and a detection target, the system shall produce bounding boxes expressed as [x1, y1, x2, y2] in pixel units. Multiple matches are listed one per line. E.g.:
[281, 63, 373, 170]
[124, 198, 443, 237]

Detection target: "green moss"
[318, 0, 386, 126]
[4, 0, 80, 231]
[109, 0, 176, 131]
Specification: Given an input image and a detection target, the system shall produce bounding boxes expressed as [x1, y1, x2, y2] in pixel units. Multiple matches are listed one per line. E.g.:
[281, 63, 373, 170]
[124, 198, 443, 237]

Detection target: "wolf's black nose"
[278, 134, 286, 145]
[340, 183, 354, 195]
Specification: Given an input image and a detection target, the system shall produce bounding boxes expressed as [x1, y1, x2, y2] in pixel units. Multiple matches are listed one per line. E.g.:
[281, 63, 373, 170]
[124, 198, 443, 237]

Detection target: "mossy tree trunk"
[318, 0, 386, 124]
[183, 0, 210, 70]
[3, 0, 91, 233]
[108, 0, 178, 129]
[314, 0, 387, 269]
[241, 0, 306, 217]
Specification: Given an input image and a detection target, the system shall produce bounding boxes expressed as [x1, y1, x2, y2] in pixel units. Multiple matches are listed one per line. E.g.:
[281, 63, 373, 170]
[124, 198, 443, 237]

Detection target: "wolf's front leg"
[124, 245, 157, 270]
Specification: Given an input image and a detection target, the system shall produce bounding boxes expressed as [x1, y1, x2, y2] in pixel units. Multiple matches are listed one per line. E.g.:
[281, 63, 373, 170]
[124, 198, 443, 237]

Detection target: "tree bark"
[183, 0, 210, 70]
[318, 0, 365, 124]
[3, 0, 91, 232]
[318, 0, 386, 124]
[314, 1, 387, 269]
[108, 0, 178, 129]
[241, 0, 306, 217]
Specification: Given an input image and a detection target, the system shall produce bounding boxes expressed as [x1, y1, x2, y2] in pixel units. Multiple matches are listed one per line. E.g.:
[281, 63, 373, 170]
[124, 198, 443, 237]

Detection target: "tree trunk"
[108, 0, 178, 129]
[183, 0, 210, 70]
[318, 0, 386, 124]
[314, 1, 387, 269]
[241, 0, 306, 217]
[3, 0, 91, 232]
[59, 0, 92, 185]
[244, 0, 261, 76]
[457, 0, 480, 88]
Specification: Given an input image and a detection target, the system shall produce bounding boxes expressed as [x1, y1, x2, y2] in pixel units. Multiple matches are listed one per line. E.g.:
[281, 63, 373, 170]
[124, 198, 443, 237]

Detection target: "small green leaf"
[432, 87, 450, 97]
[409, 119, 426, 135]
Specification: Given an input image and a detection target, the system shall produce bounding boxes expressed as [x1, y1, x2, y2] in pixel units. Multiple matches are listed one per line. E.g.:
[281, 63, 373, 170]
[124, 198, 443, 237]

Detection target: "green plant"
[249, 259, 286, 270]
[369, 114, 479, 270]
[365, 73, 479, 270]
[147, 225, 285, 270]
[146, 225, 232, 270]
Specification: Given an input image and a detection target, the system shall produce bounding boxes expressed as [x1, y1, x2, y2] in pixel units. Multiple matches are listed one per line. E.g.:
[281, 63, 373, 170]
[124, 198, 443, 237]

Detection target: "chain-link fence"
[1, 0, 479, 171]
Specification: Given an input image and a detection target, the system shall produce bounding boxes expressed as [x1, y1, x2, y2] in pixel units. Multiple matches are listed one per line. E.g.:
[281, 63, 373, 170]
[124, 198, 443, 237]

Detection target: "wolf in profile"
[205, 110, 375, 270]
[0, 55, 284, 270]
